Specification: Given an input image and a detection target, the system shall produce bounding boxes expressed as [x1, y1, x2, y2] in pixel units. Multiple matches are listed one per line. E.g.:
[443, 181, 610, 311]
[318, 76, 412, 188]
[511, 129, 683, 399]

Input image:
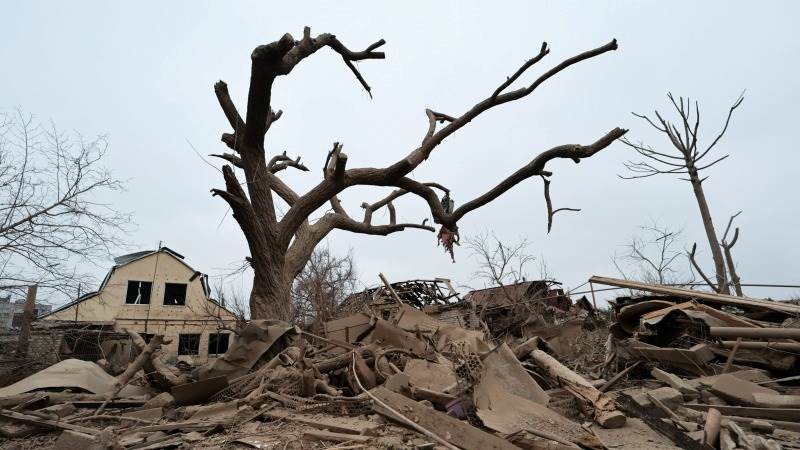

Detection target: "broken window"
[178, 334, 200, 355]
[207, 333, 230, 355]
[125, 281, 152, 305]
[163, 283, 187, 306]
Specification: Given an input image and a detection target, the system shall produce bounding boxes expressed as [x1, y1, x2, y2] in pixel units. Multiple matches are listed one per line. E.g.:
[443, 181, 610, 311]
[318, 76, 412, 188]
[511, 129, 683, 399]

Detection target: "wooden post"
[589, 281, 598, 310]
[530, 349, 626, 428]
[722, 338, 742, 374]
[379, 273, 404, 306]
[15, 284, 38, 357]
[703, 408, 722, 448]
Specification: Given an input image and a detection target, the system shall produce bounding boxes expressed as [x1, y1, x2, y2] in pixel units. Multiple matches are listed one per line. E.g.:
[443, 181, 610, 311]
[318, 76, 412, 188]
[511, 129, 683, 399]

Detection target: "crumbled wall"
[0, 328, 65, 387]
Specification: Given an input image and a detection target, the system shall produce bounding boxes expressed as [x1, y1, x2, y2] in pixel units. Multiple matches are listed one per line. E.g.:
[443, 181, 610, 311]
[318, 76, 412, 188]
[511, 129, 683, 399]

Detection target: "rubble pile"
[1, 276, 799, 449]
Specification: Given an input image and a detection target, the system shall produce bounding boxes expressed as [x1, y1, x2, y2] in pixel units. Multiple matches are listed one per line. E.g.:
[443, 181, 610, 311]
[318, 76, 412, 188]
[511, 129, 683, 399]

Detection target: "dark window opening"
[207, 333, 230, 355]
[163, 283, 187, 306]
[125, 281, 152, 305]
[178, 334, 200, 355]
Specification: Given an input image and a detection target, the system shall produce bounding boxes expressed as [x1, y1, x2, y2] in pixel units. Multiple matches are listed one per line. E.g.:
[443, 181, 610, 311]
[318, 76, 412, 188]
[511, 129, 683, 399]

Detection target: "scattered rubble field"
[2, 275, 800, 449]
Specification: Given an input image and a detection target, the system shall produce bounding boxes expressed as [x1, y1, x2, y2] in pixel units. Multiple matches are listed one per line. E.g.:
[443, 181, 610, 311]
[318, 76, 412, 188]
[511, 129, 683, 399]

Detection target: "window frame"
[177, 333, 200, 356]
[125, 280, 153, 305]
[207, 332, 230, 355]
[163, 282, 188, 306]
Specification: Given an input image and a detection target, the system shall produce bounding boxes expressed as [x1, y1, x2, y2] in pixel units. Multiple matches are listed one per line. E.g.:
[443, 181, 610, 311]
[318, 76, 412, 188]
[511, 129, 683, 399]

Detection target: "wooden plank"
[529, 349, 625, 428]
[710, 327, 800, 340]
[682, 403, 800, 422]
[264, 409, 378, 435]
[752, 393, 800, 408]
[370, 386, 519, 450]
[302, 429, 371, 443]
[0, 409, 98, 435]
[589, 276, 800, 314]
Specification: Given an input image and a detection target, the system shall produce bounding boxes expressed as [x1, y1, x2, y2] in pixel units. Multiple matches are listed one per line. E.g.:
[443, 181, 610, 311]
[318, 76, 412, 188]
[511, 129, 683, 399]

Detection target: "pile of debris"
[595, 275, 800, 449]
[1, 275, 799, 449]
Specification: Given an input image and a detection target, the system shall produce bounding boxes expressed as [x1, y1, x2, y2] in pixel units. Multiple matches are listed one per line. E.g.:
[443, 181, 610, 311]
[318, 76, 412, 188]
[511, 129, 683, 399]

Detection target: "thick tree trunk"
[250, 252, 292, 320]
[688, 168, 729, 294]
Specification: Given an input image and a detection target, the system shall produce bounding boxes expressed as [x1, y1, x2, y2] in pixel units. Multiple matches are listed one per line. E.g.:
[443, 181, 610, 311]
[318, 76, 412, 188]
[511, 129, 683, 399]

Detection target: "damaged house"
[39, 247, 238, 363]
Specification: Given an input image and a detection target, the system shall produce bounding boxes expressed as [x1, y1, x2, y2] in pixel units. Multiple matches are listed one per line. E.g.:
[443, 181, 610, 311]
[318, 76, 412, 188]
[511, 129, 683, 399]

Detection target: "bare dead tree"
[466, 231, 535, 294]
[620, 93, 744, 294]
[209, 27, 627, 320]
[0, 109, 131, 302]
[612, 222, 694, 286]
[465, 231, 535, 316]
[721, 211, 744, 296]
[290, 246, 357, 330]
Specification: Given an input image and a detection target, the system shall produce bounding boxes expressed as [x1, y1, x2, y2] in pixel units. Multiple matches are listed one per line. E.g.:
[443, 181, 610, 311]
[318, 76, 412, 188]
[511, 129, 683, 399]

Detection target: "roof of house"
[39, 247, 225, 319]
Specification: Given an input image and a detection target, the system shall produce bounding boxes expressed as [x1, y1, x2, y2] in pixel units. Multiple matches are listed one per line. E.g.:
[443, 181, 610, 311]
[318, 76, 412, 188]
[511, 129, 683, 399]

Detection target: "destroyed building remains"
[5, 271, 800, 449]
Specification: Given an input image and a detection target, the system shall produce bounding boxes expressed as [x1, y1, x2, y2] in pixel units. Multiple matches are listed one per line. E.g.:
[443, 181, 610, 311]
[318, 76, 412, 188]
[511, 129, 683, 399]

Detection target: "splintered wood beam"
[529, 349, 626, 428]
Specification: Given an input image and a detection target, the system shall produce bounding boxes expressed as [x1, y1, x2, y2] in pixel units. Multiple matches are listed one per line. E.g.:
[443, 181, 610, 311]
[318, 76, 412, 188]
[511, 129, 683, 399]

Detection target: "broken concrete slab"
[142, 392, 174, 409]
[590, 418, 683, 450]
[473, 367, 602, 448]
[482, 343, 549, 405]
[403, 359, 457, 392]
[709, 374, 778, 406]
[188, 400, 239, 423]
[54, 430, 103, 450]
[122, 407, 163, 421]
[371, 386, 520, 450]
[651, 367, 699, 398]
[638, 386, 683, 410]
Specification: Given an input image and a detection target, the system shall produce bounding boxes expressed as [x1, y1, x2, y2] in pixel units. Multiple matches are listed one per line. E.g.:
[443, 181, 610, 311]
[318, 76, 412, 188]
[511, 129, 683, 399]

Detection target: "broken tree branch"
[94, 334, 164, 415]
[688, 243, 719, 293]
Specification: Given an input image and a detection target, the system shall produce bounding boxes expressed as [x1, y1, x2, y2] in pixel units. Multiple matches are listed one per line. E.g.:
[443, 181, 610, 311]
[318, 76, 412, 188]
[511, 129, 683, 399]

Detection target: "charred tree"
[210, 28, 627, 320]
[621, 93, 744, 294]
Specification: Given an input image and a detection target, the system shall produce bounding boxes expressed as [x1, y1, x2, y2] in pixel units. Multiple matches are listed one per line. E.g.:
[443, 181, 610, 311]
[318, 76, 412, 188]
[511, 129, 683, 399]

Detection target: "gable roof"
[113, 247, 186, 267]
[39, 247, 225, 319]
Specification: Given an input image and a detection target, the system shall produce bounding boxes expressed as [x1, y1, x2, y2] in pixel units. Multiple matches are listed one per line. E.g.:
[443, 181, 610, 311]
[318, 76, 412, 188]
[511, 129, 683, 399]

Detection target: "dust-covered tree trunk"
[687, 166, 729, 293]
[251, 263, 292, 320]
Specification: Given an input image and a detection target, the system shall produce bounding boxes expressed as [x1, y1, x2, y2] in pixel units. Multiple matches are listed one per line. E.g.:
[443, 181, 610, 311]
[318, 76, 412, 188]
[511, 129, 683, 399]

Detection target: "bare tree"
[209, 27, 627, 320]
[0, 109, 130, 302]
[466, 231, 535, 295]
[612, 222, 694, 286]
[197, 281, 249, 333]
[620, 93, 744, 294]
[290, 246, 357, 330]
[720, 211, 744, 296]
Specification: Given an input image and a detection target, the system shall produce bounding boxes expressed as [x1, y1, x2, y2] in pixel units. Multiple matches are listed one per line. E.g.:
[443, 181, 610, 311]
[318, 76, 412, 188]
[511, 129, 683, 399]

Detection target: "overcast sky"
[3, 1, 799, 307]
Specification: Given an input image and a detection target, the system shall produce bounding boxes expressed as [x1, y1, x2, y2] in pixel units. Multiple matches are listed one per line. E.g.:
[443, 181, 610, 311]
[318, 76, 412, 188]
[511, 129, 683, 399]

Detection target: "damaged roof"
[39, 247, 215, 319]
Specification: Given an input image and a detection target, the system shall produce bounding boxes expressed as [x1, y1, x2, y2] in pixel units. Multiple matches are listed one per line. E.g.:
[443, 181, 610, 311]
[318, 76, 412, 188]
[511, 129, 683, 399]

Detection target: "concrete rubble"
[1, 276, 800, 449]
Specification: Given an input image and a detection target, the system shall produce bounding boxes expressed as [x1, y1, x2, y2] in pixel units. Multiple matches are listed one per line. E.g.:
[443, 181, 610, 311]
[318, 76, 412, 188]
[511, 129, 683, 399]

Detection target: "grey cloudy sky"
[3, 1, 799, 306]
